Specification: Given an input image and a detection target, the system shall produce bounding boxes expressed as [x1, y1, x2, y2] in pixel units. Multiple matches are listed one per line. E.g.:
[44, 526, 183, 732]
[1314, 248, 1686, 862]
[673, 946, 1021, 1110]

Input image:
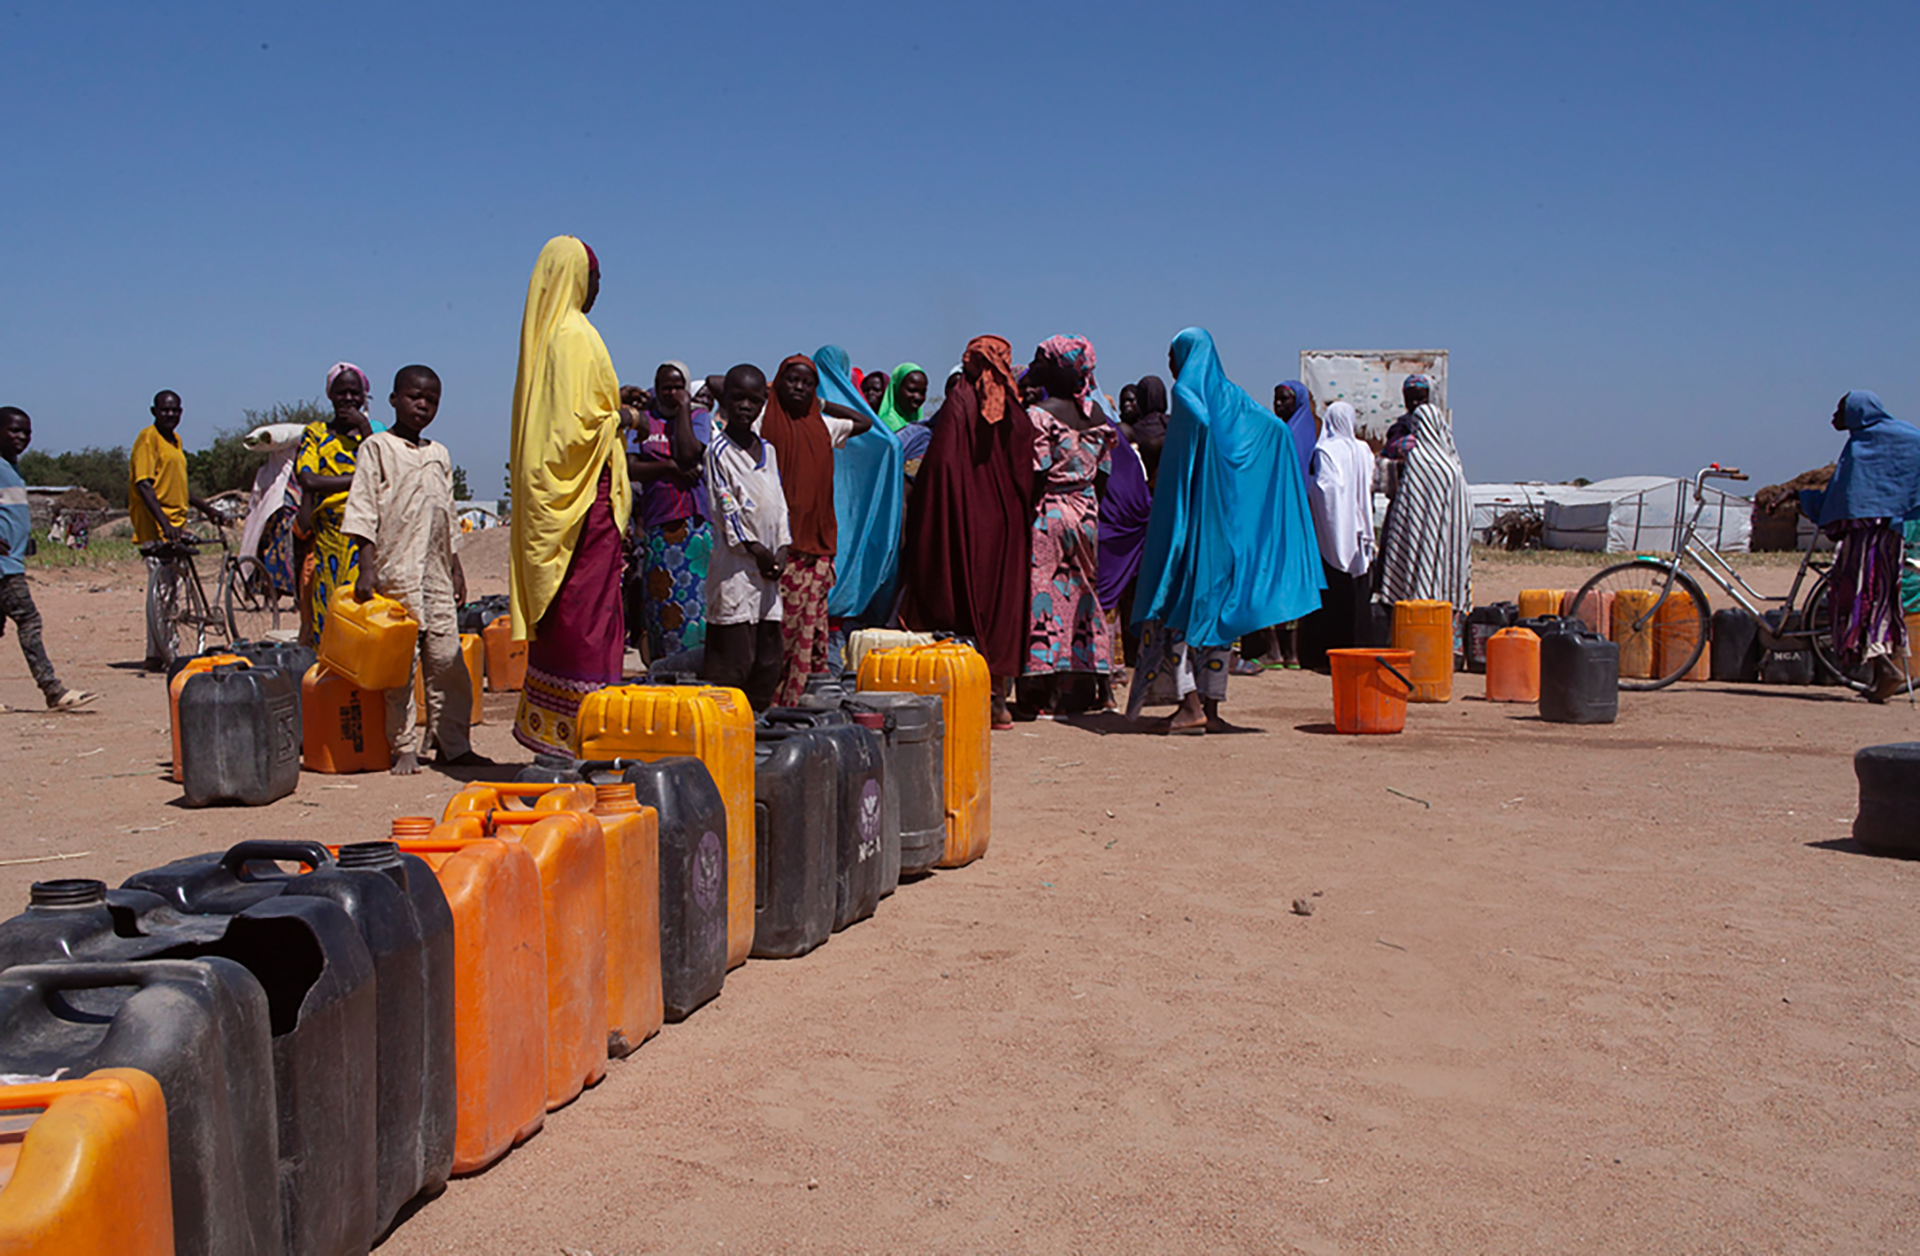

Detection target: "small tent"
[1540, 476, 1750, 552]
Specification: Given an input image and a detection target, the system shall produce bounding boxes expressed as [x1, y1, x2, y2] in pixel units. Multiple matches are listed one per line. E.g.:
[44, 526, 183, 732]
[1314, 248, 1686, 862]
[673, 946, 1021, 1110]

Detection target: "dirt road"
[3, 552, 1916, 1252]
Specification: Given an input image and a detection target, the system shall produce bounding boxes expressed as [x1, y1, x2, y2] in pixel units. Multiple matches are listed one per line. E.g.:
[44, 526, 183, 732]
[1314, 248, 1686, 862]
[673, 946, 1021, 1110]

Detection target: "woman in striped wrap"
[1373, 390, 1471, 616]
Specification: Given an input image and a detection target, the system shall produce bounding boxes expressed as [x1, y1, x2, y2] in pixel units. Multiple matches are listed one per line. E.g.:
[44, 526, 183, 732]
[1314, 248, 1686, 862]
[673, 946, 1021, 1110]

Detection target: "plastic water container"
[1462, 603, 1516, 675]
[1851, 743, 1920, 855]
[1390, 600, 1454, 702]
[1326, 649, 1414, 734]
[1710, 607, 1762, 682]
[573, 684, 757, 969]
[318, 588, 418, 691]
[1654, 590, 1711, 682]
[1565, 587, 1614, 638]
[1611, 589, 1658, 680]
[1540, 628, 1619, 724]
[857, 641, 991, 868]
[177, 663, 301, 807]
[0, 1068, 173, 1256]
[457, 595, 509, 636]
[229, 638, 318, 680]
[750, 726, 838, 959]
[0, 957, 276, 1256]
[482, 615, 526, 693]
[763, 709, 887, 931]
[846, 628, 933, 676]
[301, 663, 391, 773]
[1484, 626, 1541, 703]
[845, 692, 942, 881]
[387, 818, 546, 1175]
[1517, 588, 1566, 622]
[125, 839, 456, 1237]
[413, 632, 485, 725]
[169, 652, 246, 782]
[1760, 609, 1814, 685]
[433, 810, 607, 1112]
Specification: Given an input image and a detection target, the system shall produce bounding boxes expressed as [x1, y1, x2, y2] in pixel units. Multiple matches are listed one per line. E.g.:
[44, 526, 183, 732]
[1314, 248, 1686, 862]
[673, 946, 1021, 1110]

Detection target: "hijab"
[1036, 335, 1097, 414]
[1095, 378, 1154, 611]
[508, 235, 631, 638]
[1277, 380, 1316, 483]
[1132, 328, 1325, 645]
[1375, 402, 1471, 609]
[875, 362, 925, 433]
[1132, 375, 1170, 484]
[759, 355, 838, 557]
[964, 337, 1019, 425]
[816, 344, 904, 620]
[1308, 400, 1374, 576]
[1815, 391, 1920, 526]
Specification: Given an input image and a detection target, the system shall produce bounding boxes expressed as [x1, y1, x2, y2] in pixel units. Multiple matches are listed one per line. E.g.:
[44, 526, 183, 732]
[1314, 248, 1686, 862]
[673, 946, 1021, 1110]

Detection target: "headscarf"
[1276, 379, 1316, 483]
[875, 363, 926, 433]
[816, 345, 903, 620]
[1132, 374, 1170, 484]
[508, 235, 632, 639]
[1375, 402, 1471, 609]
[1035, 335, 1097, 414]
[1132, 328, 1325, 646]
[964, 336, 1018, 426]
[1813, 391, 1920, 526]
[758, 355, 838, 558]
[1308, 401, 1374, 576]
[1095, 379, 1153, 612]
[325, 362, 370, 398]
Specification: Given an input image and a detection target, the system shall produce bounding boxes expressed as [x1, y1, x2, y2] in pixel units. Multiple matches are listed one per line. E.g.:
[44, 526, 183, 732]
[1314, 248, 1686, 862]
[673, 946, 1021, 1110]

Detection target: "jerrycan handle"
[221, 840, 334, 877]
[4, 959, 212, 996]
[0, 1074, 140, 1111]
[1374, 656, 1415, 692]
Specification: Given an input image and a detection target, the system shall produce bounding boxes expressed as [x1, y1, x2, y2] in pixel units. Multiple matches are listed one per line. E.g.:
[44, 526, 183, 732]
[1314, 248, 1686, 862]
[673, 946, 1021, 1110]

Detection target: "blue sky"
[3, 0, 1914, 492]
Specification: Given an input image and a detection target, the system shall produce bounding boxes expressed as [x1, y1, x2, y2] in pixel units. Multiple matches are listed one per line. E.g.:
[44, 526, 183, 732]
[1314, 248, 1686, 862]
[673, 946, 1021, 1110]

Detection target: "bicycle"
[140, 530, 294, 665]
[1564, 464, 1869, 693]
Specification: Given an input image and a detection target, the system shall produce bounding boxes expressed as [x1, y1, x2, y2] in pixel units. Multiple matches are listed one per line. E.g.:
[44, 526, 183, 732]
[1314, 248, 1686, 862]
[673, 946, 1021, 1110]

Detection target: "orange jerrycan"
[1390, 600, 1455, 702]
[1654, 590, 1710, 682]
[301, 663, 391, 773]
[1612, 589, 1658, 680]
[444, 780, 660, 1056]
[1484, 626, 1542, 703]
[1565, 587, 1613, 637]
[857, 641, 991, 867]
[435, 808, 608, 1111]
[414, 633, 486, 725]
[318, 588, 419, 691]
[573, 685, 758, 969]
[1326, 648, 1414, 734]
[482, 615, 526, 693]
[0, 1068, 173, 1256]
[168, 653, 246, 782]
[1517, 589, 1566, 621]
[388, 816, 547, 1174]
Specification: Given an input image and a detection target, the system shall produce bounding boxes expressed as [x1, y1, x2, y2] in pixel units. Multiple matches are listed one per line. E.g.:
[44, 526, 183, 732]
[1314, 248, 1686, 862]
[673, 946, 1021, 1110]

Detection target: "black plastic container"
[750, 726, 838, 959]
[457, 594, 510, 635]
[516, 755, 729, 1022]
[227, 642, 318, 727]
[1711, 607, 1763, 682]
[0, 957, 280, 1256]
[0, 878, 178, 967]
[1539, 628, 1619, 724]
[127, 839, 455, 1237]
[765, 708, 887, 930]
[1463, 602, 1518, 674]
[1361, 599, 1396, 648]
[1758, 610, 1815, 685]
[847, 691, 944, 879]
[179, 663, 301, 807]
[1853, 742, 1920, 856]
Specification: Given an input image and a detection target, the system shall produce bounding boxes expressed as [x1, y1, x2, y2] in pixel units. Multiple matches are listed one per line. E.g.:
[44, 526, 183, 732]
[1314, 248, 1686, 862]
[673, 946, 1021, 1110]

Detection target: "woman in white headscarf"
[1299, 400, 1374, 666]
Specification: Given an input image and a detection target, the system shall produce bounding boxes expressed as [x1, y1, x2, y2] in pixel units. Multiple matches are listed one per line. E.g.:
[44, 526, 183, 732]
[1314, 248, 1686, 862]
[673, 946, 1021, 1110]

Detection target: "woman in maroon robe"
[902, 334, 1038, 729]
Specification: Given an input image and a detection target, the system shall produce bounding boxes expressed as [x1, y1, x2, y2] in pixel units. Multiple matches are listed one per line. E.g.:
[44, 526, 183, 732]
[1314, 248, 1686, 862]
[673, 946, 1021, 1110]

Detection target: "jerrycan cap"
[593, 782, 641, 814]
[337, 841, 403, 870]
[30, 878, 107, 908]
[390, 816, 436, 839]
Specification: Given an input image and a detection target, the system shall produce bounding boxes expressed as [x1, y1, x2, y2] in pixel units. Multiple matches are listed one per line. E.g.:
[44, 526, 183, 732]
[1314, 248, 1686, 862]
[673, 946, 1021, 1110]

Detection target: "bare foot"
[390, 750, 421, 776]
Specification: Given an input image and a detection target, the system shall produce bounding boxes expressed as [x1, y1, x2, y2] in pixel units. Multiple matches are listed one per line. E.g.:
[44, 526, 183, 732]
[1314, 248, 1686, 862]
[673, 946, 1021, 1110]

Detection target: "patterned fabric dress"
[294, 421, 373, 641]
[1826, 517, 1909, 666]
[1025, 406, 1115, 676]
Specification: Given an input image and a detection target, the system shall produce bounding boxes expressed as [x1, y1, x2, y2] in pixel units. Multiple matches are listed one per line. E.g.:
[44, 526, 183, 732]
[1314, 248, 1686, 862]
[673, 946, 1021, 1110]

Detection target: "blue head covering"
[1131, 328, 1326, 645]
[1814, 391, 1920, 527]
[1277, 379, 1315, 483]
[815, 345, 904, 621]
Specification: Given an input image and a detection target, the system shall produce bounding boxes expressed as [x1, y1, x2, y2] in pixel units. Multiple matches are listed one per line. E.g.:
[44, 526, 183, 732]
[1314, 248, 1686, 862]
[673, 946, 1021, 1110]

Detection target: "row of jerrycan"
[0, 834, 454, 1256]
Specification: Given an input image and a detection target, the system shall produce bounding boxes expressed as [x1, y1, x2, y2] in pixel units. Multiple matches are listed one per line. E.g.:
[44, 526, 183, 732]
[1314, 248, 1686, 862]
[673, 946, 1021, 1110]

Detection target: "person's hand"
[750, 542, 782, 581]
[353, 574, 374, 603]
[0, 536, 11, 557]
[453, 566, 467, 606]
[161, 519, 186, 545]
[658, 382, 692, 419]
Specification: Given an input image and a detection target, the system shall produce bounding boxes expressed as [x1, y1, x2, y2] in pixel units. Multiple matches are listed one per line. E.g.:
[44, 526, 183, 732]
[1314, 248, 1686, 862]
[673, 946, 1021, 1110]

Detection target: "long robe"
[1375, 402, 1471, 611]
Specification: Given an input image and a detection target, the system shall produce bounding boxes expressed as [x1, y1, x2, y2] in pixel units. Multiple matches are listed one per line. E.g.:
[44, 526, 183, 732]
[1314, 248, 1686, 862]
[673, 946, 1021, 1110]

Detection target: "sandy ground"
[4, 545, 1919, 1253]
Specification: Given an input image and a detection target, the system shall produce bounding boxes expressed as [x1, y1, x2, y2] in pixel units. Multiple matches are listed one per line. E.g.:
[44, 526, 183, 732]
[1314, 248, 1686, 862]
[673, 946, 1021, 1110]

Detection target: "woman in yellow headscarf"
[510, 235, 634, 755]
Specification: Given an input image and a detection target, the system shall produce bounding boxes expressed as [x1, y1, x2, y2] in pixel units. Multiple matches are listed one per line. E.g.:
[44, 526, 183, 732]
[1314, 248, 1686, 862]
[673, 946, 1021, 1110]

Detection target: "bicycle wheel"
[1802, 569, 1875, 693]
[1566, 560, 1711, 691]
[223, 557, 290, 645]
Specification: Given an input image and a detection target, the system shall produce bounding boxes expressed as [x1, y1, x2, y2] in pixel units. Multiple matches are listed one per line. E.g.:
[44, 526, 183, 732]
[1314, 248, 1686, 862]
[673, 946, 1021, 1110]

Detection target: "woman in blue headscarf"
[813, 345, 904, 627]
[1812, 390, 1920, 702]
[1129, 328, 1325, 733]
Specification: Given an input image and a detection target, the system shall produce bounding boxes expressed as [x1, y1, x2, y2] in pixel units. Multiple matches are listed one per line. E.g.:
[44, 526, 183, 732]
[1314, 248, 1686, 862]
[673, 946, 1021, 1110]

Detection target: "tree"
[500, 461, 512, 518]
[452, 465, 471, 501]
[18, 445, 130, 501]
[186, 399, 332, 497]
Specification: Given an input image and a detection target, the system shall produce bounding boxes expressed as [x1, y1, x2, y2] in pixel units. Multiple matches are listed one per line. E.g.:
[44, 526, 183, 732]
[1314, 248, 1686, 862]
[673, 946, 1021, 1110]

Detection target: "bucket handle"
[1374, 656, 1415, 693]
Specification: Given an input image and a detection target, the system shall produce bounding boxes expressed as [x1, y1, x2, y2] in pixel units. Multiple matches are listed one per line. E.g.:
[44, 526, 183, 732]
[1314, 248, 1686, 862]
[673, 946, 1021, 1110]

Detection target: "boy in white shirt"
[700, 364, 789, 711]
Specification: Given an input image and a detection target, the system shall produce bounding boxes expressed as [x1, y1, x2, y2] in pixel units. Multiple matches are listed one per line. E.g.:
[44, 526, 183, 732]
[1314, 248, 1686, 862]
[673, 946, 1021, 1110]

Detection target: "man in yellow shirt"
[130, 390, 218, 668]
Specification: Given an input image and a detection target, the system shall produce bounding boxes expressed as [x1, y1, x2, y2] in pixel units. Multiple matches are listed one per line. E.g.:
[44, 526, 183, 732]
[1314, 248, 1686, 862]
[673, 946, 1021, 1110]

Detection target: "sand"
[3, 550, 1917, 1253]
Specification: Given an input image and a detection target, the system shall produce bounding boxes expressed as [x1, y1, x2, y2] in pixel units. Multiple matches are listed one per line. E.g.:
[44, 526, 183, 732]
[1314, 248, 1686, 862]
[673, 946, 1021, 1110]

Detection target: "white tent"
[1541, 476, 1750, 553]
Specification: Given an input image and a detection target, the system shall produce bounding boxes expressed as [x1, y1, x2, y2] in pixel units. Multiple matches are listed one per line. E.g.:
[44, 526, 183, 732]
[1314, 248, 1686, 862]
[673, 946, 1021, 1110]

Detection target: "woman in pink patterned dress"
[1022, 336, 1116, 717]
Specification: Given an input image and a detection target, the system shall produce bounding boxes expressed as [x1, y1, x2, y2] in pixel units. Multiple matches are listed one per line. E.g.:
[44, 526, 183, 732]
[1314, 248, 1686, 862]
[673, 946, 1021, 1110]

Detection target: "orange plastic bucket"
[1327, 649, 1415, 734]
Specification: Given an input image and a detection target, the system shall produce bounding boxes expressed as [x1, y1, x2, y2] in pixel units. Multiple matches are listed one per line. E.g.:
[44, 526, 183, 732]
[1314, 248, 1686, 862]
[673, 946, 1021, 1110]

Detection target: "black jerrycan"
[1852, 743, 1920, 856]
[1760, 609, 1815, 685]
[127, 838, 456, 1237]
[846, 692, 945, 879]
[228, 642, 319, 727]
[0, 955, 280, 1256]
[764, 708, 887, 931]
[179, 663, 301, 806]
[1539, 627, 1619, 724]
[1710, 608, 1763, 682]
[750, 725, 838, 959]
[1463, 602, 1518, 674]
